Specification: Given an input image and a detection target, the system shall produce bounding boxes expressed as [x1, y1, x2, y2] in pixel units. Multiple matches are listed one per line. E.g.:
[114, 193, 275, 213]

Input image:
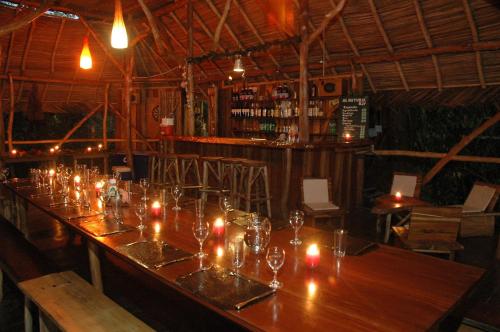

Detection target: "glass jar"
[244, 213, 272, 254]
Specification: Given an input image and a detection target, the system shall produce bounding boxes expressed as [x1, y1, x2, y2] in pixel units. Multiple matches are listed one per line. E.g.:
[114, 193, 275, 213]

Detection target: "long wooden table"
[4, 179, 486, 331]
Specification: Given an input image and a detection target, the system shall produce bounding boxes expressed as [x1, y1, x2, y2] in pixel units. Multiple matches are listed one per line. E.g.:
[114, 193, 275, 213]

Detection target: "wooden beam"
[413, 0, 443, 91]
[0, 4, 49, 37]
[329, 0, 376, 92]
[21, 21, 36, 74]
[50, 19, 65, 73]
[78, 16, 127, 77]
[103, 83, 109, 150]
[367, 0, 409, 91]
[374, 149, 500, 165]
[0, 74, 108, 86]
[186, 0, 195, 136]
[213, 0, 233, 51]
[57, 104, 103, 147]
[0, 78, 4, 155]
[4, 28, 15, 74]
[7, 75, 14, 152]
[124, 52, 134, 170]
[307, 0, 346, 47]
[423, 111, 500, 184]
[298, 0, 309, 142]
[136, 0, 165, 54]
[462, 0, 486, 88]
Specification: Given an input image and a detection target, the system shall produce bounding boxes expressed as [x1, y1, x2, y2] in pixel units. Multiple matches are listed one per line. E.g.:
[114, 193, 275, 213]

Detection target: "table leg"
[384, 214, 393, 243]
[87, 241, 103, 292]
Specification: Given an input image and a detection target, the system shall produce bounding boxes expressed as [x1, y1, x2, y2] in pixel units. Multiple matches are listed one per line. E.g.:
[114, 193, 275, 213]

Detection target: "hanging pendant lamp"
[233, 55, 244, 72]
[111, 0, 128, 49]
[79, 36, 93, 69]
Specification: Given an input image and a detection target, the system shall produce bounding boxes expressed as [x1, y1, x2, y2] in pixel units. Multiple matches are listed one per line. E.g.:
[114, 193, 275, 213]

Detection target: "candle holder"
[306, 244, 320, 269]
[213, 217, 225, 237]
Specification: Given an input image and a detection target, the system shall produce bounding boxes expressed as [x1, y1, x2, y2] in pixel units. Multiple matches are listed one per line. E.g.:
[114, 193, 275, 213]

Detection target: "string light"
[111, 0, 128, 49]
[79, 36, 92, 69]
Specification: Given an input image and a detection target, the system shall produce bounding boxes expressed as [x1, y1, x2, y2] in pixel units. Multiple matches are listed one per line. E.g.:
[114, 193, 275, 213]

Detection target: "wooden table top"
[371, 194, 432, 215]
[5, 179, 485, 332]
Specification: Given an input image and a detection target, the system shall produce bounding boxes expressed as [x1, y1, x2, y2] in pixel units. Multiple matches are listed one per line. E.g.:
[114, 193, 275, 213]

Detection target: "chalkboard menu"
[338, 96, 369, 141]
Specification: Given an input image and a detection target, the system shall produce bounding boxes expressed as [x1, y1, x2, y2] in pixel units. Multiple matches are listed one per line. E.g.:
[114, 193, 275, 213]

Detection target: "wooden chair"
[452, 182, 499, 237]
[373, 172, 423, 243]
[392, 206, 463, 260]
[301, 177, 345, 228]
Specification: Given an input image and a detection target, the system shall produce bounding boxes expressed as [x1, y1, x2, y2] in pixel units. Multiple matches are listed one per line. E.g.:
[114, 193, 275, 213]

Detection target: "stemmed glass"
[219, 195, 233, 225]
[266, 246, 285, 290]
[192, 220, 209, 258]
[135, 203, 147, 231]
[289, 210, 305, 246]
[139, 178, 149, 202]
[171, 184, 183, 211]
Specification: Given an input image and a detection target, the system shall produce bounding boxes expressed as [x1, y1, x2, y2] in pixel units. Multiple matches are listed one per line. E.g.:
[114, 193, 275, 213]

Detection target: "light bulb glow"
[111, 0, 128, 49]
[233, 56, 244, 72]
[79, 36, 92, 69]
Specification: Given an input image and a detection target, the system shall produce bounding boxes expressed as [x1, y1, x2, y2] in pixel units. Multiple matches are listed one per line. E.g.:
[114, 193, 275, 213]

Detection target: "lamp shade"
[111, 0, 128, 49]
[79, 36, 92, 69]
[233, 56, 244, 72]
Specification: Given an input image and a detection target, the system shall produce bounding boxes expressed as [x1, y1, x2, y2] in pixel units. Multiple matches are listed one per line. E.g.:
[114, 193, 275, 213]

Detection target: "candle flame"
[216, 245, 224, 257]
[11, 149, 17, 155]
[154, 222, 161, 234]
[49, 169, 55, 177]
[54, 145, 59, 150]
[307, 244, 320, 256]
[74, 175, 81, 183]
[87, 147, 92, 152]
[49, 148, 55, 153]
[395, 191, 402, 199]
[79, 36, 92, 70]
[214, 217, 224, 228]
[307, 280, 317, 297]
[152, 201, 161, 209]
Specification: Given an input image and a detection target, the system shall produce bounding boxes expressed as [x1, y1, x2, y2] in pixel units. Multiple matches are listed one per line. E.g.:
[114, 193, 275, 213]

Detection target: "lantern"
[79, 36, 92, 70]
[111, 0, 128, 49]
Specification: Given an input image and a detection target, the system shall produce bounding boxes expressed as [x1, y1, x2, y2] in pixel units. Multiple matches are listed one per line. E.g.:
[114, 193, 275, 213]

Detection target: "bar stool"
[149, 154, 179, 187]
[177, 154, 201, 189]
[221, 157, 247, 207]
[238, 159, 272, 218]
[149, 154, 163, 185]
[200, 156, 223, 202]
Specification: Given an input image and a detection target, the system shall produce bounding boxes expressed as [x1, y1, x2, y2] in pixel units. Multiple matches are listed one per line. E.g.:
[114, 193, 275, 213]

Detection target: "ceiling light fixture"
[111, 0, 128, 49]
[233, 55, 244, 72]
[79, 36, 92, 69]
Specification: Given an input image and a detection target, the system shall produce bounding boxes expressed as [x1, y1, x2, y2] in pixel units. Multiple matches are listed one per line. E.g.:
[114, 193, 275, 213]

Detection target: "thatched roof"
[1, 0, 500, 111]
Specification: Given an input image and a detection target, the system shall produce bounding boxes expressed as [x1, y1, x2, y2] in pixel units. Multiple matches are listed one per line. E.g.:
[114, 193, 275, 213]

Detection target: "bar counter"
[170, 136, 373, 220]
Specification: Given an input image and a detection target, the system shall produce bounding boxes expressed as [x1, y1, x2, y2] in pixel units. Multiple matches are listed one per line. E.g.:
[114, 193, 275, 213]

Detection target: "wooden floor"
[1, 205, 499, 332]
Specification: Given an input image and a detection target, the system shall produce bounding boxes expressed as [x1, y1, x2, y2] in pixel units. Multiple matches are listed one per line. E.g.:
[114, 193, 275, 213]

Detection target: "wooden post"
[7, 74, 15, 152]
[0, 81, 5, 156]
[124, 52, 135, 173]
[299, 0, 310, 142]
[186, 0, 195, 136]
[208, 85, 218, 136]
[103, 83, 109, 150]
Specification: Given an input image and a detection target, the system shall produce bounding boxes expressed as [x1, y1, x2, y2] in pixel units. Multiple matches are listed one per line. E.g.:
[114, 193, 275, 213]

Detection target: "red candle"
[395, 191, 402, 201]
[306, 244, 320, 269]
[86, 146, 92, 153]
[151, 201, 161, 217]
[213, 217, 225, 237]
[95, 181, 104, 195]
[10, 149, 17, 156]
[344, 133, 351, 141]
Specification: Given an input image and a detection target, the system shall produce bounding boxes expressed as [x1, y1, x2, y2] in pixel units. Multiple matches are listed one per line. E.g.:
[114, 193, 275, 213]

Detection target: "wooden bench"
[19, 271, 154, 332]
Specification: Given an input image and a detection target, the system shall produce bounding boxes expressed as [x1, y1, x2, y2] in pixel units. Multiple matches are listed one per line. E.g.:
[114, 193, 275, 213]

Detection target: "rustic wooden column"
[208, 85, 218, 136]
[7, 74, 15, 152]
[0, 81, 5, 156]
[103, 83, 110, 150]
[124, 53, 135, 173]
[186, 0, 195, 136]
[298, 0, 310, 142]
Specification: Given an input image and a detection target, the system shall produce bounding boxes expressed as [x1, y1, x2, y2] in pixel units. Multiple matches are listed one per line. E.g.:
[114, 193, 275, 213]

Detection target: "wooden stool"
[200, 156, 224, 202]
[221, 158, 247, 207]
[178, 154, 201, 189]
[149, 154, 180, 187]
[238, 160, 272, 218]
[19, 271, 153, 332]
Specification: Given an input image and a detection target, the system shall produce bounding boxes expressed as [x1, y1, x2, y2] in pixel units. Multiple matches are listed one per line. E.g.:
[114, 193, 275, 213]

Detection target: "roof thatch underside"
[1, 0, 500, 112]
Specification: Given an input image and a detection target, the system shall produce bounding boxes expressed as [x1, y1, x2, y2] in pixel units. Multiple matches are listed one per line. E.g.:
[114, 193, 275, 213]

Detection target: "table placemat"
[78, 218, 135, 237]
[116, 241, 193, 269]
[176, 266, 275, 310]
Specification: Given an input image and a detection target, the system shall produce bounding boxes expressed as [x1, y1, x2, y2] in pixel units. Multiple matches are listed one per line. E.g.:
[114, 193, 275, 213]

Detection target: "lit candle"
[344, 133, 351, 141]
[307, 279, 317, 298]
[10, 149, 17, 156]
[49, 148, 55, 154]
[215, 245, 224, 258]
[74, 175, 81, 186]
[306, 244, 320, 269]
[86, 146, 92, 153]
[151, 200, 161, 217]
[97, 144, 103, 151]
[48, 169, 55, 177]
[213, 217, 225, 237]
[54, 145, 59, 151]
[95, 180, 103, 195]
[395, 191, 402, 201]
[153, 222, 161, 240]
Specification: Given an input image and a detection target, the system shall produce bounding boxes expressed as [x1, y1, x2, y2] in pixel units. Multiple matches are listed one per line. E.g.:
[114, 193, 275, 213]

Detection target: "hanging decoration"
[233, 55, 244, 72]
[79, 36, 92, 69]
[111, 0, 128, 49]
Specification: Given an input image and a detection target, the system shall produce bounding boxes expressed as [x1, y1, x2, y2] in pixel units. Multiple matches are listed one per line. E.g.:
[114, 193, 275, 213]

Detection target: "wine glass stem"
[273, 270, 278, 284]
[294, 229, 299, 242]
[199, 243, 203, 255]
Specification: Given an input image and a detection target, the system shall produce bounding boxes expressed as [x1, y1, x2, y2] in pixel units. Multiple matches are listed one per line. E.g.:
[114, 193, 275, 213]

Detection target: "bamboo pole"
[374, 149, 500, 164]
[57, 104, 103, 148]
[103, 83, 110, 150]
[136, 0, 164, 54]
[423, 111, 500, 184]
[298, 0, 310, 142]
[0, 4, 49, 37]
[307, 0, 347, 46]
[7, 74, 15, 152]
[213, 0, 232, 51]
[50, 19, 65, 73]
[124, 53, 135, 171]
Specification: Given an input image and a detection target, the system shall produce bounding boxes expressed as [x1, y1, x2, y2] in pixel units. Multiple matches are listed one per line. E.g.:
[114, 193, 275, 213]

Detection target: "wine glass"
[219, 195, 233, 225]
[139, 178, 149, 202]
[266, 246, 285, 290]
[171, 184, 183, 211]
[230, 237, 245, 275]
[135, 203, 147, 231]
[192, 220, 209, 258]
[289, 210, 305, 246]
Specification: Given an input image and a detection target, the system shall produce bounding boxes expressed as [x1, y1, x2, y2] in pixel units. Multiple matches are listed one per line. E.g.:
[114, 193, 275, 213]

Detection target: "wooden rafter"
[57, 104, 103, 147]
[423, 110, 500, 184]
[233, 0, 290, 79]
[330, 0, 375, 92]
[213, 0, 233, 51]
[0, 3, 49, 37]
[137, 0, 165, 54]
[78, 15, 127, 77]
[462, 0, 486, 88]
[307, 0, 347, 46]
[50, 19, 65, 73]
[4, 30, 15, 74]
[21, 21, 36, 74]
[367, 0, 409, 91]
[140, 39, 172, 74]
[413, 0, 443, 91]
[135, 42, 151, 77]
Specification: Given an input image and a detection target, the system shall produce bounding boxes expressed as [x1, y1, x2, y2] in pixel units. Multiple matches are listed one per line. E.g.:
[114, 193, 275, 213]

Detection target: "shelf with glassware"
[230, 91, 339, 140]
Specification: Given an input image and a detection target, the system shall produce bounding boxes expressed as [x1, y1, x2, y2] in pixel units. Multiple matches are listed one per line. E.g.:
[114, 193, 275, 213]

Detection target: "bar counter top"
[169, 136, 372, 150]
